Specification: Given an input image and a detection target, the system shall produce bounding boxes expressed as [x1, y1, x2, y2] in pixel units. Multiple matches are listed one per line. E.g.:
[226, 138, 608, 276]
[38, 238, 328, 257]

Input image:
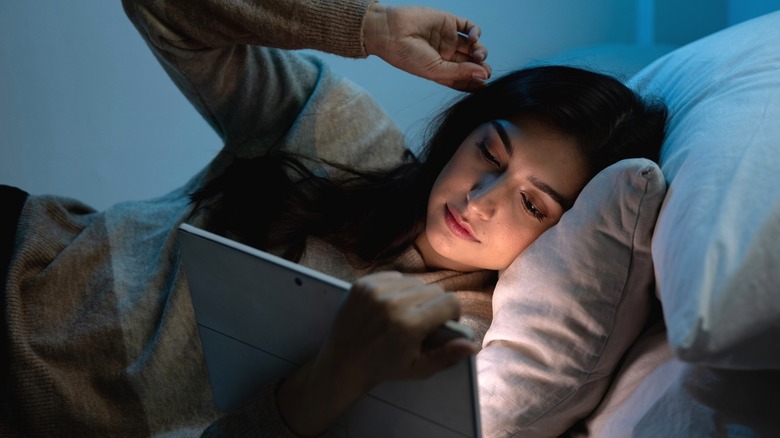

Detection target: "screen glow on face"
[416, 117, 589, 272]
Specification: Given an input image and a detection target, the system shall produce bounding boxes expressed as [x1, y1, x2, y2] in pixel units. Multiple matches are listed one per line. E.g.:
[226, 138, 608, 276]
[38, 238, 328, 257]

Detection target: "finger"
[409, 292, 461, 335]
[350, 271, 404, 295]
[449, 51, 476, 64]
[352, 279, 455, 341]
[353, 273, 446, 314]
[454, 33, 480, 54]
[467, 23, 481, 42]
[454, 37, 488, 65]
[448, 51, 490, 77]
[455, 17, 481, 42]
[355, 271, 404, 283]
[349, 272, 416, 312]
[470, 42, 488, 63]
[453, 17, 483, 58]
[451, 75, 488, 92]
[482, 61, 492, 79]
[361, 273, 439, 298]
[381, 283, 448, 321]
[409, 338, 478, 378]
[431, 61, 490, 91]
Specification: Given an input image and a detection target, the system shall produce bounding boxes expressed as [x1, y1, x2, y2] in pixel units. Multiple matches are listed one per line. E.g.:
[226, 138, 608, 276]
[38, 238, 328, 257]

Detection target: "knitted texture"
[1, 0, 493, 435]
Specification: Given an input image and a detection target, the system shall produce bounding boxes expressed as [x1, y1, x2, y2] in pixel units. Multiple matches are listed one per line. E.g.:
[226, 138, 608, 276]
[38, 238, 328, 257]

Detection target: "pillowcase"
[477, 158, 666, 437]
[628, 10, 780, 368]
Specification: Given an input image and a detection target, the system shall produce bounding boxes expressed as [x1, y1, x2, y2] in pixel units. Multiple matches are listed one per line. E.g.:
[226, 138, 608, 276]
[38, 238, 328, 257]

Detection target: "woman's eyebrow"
[528, 175, 572, 211]
[490, 120, 513, 155]
[490, 119, 574, 210]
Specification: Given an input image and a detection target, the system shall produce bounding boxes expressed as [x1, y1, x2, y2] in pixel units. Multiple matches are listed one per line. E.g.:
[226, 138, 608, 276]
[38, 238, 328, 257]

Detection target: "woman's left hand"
[363, 4, 491, 92]
[276, 272, 477, 436]
[318, 272, 477, 390]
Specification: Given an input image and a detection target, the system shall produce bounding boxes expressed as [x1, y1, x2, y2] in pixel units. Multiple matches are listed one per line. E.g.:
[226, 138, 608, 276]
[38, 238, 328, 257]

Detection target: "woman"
[194, 69, 666, 437]
[0, 0, 666, 436]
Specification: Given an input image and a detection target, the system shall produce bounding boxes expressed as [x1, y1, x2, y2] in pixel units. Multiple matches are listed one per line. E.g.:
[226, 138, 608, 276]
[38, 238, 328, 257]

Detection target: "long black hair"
[190, 65, 667, 267]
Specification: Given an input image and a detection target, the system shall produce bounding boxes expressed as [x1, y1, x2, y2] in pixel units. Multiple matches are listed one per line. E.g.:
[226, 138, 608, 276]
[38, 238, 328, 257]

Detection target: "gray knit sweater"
[1, 0, 494, 436]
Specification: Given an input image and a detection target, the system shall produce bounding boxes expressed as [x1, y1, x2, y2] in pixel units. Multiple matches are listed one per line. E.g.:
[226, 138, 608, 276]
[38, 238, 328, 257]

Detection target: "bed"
[476, 10, 780, 437]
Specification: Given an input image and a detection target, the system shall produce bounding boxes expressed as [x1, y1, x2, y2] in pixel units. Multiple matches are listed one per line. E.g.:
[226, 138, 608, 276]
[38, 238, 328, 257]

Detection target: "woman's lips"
[444, 205, 479, 242]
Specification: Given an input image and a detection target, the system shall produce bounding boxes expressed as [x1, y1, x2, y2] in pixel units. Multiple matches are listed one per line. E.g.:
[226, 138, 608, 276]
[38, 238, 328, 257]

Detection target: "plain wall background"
[2, 0, 779, 210]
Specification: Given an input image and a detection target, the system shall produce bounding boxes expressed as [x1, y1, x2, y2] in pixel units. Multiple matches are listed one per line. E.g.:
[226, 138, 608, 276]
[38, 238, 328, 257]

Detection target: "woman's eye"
[475, 140, 500, 167]
[521, 193, 545, 222]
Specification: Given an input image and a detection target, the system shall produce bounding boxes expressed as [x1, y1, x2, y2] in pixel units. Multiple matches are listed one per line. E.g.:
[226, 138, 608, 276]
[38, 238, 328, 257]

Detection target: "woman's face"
[416, 117, 590, 272]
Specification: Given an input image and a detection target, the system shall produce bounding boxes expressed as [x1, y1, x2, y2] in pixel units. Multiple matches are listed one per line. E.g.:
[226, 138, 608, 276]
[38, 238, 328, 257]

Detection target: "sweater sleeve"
[122, 0, 376, 156]
[120, 1, 404, 436]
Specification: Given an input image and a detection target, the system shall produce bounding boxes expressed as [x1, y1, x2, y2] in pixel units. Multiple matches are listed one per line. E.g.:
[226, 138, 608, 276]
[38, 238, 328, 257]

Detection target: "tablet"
[177, 223, 482, 437]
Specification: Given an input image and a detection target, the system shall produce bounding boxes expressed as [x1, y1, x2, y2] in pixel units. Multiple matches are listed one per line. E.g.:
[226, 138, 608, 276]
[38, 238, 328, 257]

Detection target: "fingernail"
[472, 72, 487, 81]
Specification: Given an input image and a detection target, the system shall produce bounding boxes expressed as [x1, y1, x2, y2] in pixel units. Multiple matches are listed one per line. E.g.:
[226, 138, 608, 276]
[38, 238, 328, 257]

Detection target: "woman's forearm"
[122, 0, 373, 56]
[121, 0, 377, 153]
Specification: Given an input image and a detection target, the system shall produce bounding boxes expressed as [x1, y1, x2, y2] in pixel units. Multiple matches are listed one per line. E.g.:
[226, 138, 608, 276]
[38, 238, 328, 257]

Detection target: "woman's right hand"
[363, 4, 491, 92]
[277, 271, 477, 436]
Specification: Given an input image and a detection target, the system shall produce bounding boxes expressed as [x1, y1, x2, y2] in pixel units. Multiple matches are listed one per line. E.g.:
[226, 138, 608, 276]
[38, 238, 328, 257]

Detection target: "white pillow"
[629, 11, 780, 368]
[478, 159, 666, 437]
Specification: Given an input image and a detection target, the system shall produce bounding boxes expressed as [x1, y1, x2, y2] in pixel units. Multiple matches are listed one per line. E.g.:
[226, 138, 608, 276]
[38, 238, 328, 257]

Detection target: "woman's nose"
[466, 178, 501, 219]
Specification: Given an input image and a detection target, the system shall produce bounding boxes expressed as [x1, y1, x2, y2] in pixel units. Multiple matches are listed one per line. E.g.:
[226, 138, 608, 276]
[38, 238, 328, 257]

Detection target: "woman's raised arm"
[122, 0, 374, 155]
[123, 0, 490, 157]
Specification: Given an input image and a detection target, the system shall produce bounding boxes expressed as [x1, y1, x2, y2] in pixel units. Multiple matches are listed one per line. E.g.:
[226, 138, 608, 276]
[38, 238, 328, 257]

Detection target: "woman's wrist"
[362, 2, 390, 57]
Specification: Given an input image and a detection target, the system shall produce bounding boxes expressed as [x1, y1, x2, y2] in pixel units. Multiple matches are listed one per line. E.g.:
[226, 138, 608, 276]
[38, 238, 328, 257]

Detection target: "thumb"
[432, 61, 490, 92]
[410, 338, 479, 379]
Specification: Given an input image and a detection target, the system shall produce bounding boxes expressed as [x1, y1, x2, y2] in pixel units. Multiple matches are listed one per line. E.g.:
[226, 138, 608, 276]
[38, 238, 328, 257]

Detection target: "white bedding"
[574, 10, 780, 436]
